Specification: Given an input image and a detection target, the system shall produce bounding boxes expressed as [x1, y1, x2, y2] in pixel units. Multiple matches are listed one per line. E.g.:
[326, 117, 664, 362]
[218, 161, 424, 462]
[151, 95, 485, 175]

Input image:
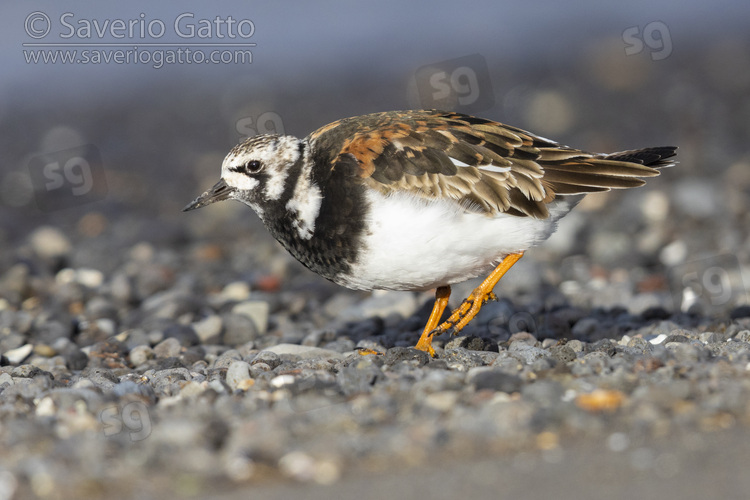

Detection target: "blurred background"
[1, 0, 750, 312]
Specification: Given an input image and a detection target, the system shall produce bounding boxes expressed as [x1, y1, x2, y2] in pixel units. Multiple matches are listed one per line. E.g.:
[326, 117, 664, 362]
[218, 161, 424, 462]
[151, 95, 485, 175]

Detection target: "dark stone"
[445, 335, 499, 352]
[222, 313, 260, 346]
[60, 343, 89, 371]
[641, 306, 671, 320]
[549, 345, 577, 363]
[730, 305, 750, 319]
[179, 346, 206, 366]
[589, 339, 616, 357]
[153, 357, 187, 370]
[163, 324, 200, 347]
[81, 367, 119, 389]
[472, 370, 523, 393]
[10, 364, 45, 378]
[384, 347, 430, 367]
[442, 347, 485, 368]
[664, 334, 690, 344]
[250, 350, 281, 369]
[87, 339, 129, 369]
[32, 320, 74, 345]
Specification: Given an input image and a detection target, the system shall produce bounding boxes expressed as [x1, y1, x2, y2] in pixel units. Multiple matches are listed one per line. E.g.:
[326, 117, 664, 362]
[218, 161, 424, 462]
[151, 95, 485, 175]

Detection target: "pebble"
[4, 343, 33, 364]
[508, 342, 550, 365]
[231, 301, 270, 335]
[153, 337, 182, 358]
[192, 315, 223, 343]
[129, 345, 154, 366]
[467, 367, 523, 393]
[261, 344, 344, 360]
[28, 226, 71, 260]
[222, 313, 260, 346]
[0, 145, 746, 494]
[225, 360, 252, 391]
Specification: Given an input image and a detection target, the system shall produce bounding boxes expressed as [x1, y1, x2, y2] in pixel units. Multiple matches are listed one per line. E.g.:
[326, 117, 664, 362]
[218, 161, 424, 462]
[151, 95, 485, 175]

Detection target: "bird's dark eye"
[246, 160, 262, 173]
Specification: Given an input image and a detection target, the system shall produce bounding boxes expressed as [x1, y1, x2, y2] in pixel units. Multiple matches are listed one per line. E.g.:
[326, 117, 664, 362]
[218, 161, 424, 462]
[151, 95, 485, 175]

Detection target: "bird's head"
[183, 134, 306, 216]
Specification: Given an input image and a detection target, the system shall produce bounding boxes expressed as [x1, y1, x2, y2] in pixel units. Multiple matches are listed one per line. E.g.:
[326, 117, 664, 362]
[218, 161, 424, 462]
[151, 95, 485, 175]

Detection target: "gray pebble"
[226, 360, 252, 390]
[192, 315, 223, 343]
[468, 368, 522, 393]
[337, 358, 384, 395]
[508, 342, 550, 365]
[571, 317, 600, 338]
[163, 324, 200, 347]
[222, 313, 260, 346]
[231, 301, 269, 336]
[251, 350, 281, 369]
[129, 345, 154, 366]
[153, 337, 182, 358]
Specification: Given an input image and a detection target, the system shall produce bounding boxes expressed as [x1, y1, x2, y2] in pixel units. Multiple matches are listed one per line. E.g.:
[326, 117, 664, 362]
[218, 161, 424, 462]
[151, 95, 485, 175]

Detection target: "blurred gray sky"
[3, 0, 749, 108]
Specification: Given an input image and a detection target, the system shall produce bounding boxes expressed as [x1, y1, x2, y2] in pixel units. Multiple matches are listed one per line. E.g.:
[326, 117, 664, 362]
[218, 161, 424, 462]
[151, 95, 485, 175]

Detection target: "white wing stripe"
[478, 164, 511, 173]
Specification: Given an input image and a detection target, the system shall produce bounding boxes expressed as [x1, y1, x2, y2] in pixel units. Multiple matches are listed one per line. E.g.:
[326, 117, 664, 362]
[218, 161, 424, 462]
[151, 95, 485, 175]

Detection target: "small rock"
[4, 344, 33, 364]
[509, 342, 550, 364]
[250, 350, 281, 369]
[468, 367, 522, 393]
[567, 339, 584, 352]
[445, 335, 499, 352]
[222, 313, 260, 346]
[423, 391, 460, 412]
[32, 344, 56, 358]
[262, 344, 344, 361]
[522, 380, 564, 407]
[129, 345, 154, 366]
[442, 347, 485, 370]
[231, 301, 269, 335]
[572, 317, 600, 338]
[337, 358, 384, 395]
[384, 347, 430, 367]
[192, 315, 223, 342]
[549, 345, 577, 363]
[153, 337, 182, 358]
[29, 226, 71, 260]
[11, 364, 44, 378]
[220, 281, 251, 302]
[226, 360, 252, 391]
[163, 324, 200, 347]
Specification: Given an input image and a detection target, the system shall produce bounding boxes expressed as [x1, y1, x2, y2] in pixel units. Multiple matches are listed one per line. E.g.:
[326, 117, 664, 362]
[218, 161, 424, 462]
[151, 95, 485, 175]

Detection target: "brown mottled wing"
[308, 110, 676, 219]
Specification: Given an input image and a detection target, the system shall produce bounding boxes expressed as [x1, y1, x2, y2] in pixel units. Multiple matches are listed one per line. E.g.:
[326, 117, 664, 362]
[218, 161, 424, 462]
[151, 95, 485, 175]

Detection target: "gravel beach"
[3, 3, 750, 499]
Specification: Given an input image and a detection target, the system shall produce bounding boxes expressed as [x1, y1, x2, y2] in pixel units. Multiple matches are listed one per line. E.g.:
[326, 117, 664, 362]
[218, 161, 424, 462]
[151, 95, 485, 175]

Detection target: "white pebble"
[270, 374, 295, 388]
[649, 333, 668, 345]
[4, 344, 33, 364]
[35, 397, 56, 417]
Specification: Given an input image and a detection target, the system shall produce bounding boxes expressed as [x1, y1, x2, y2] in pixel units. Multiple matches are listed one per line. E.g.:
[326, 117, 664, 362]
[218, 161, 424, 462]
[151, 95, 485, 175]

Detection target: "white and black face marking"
[221, 134, 303, 206]
[184, 135, 304, 215]
[185, 133, 325, 244]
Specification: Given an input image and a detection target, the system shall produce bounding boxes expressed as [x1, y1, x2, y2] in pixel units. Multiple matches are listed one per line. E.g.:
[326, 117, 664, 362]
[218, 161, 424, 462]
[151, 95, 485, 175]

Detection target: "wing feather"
[306, 110, 677, 219]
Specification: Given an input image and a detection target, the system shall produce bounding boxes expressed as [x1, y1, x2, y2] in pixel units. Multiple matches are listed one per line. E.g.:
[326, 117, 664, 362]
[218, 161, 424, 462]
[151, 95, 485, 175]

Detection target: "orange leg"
[415, 252, 524, 356]
[415, 286, 451, 357]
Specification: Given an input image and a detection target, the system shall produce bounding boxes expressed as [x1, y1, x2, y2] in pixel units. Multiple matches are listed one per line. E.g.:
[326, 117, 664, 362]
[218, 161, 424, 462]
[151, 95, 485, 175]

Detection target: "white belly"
[337, 190, 577, 291]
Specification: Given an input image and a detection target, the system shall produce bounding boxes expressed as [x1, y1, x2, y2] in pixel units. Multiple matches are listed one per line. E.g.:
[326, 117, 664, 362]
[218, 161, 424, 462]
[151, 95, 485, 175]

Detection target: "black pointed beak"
[183, 178, 235, 212]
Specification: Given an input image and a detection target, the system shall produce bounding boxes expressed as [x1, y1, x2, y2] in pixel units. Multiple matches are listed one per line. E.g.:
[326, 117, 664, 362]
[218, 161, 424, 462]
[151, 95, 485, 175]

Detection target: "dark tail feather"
[606, 146, 678, 169]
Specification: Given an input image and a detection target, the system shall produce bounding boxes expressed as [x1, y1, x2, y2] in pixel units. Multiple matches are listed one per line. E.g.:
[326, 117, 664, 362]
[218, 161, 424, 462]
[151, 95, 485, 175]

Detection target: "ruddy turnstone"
[184, 110, 677, 356]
